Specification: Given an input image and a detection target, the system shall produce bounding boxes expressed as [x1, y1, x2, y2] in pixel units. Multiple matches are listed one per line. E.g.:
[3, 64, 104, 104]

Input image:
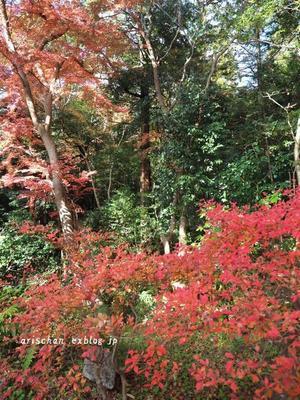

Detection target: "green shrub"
[0, 225, 59, 283]
[84, 189, 160, 250]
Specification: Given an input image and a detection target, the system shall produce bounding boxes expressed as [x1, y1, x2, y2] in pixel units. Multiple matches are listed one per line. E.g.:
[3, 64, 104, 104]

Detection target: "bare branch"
[169, 40, 195, 110]
[159, 27, 180, 64]
[158, 1, 182, 64]
[264, 92, 296, 139]
[39, 28, 69, 51]
[204, 40, 233, 95]
[264, 91, 300, 185]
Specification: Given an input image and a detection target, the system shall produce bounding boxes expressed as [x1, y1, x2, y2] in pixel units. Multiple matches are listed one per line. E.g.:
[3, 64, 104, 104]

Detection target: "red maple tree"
[0, 0, 133, 243]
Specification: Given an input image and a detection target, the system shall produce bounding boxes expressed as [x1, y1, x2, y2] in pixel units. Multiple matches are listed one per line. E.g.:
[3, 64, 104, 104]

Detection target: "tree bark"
[0, 0, 74, 244]
[132, 12, 168, 114]
[160, 191, 179, 254]
[139, 73, 152, 203]
[178, 210, 188, 256]
[178, 212, 187, 246]
[38, 125, 74, 243]
[84, 153, 101, 209]
[141, 33, 167, 113]
[161, 236, 171, 255]
[295, 116, 300, 186]
[256, 28, 274, 184]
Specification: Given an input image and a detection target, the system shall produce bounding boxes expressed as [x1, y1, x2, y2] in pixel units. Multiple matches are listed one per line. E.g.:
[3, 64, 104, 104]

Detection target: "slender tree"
[0, 0, 133, 244]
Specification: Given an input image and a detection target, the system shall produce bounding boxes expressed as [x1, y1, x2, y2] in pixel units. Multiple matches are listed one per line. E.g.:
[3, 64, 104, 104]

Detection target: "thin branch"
[159, 27, 180, 64]
[264, 92, 296, 139]
[169, 40, 195, 110]
[264, 91, 300, 185]
[248, 33, 299, 51]
[39, 28, 69, 51]
[153, 2, 182, 29]
[179, 41, 195, 85]
[204, 40, 234, 95]
[158, 3, 182, 64]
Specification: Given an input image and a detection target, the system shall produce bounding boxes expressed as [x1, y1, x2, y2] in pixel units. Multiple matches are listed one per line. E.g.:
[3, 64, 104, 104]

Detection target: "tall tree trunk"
[295, 116, 300, 186]
[178, 211, 187, 246]
[178, 210, 188, 256]
[160, 192, 179, 254]
[256, 28, 274, 184]
[0, 0, 74, 243]
[39, 125, 74, 243]
[85, 152, 101, 209]
[107, 161, 113, 201]
[139, 74, 152, 203]
[77, 144, 101, 210]
[161, 236, 171, 255]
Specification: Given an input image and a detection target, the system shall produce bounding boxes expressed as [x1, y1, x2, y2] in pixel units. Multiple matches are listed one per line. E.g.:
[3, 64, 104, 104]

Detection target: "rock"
[83, 349, 116, 390]
[100, 351, 115, 390]
[83, 358, 98, 382]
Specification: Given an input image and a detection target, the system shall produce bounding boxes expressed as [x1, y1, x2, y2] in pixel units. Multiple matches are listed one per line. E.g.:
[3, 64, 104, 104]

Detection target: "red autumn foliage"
[0, 0, 139, 235]
[0, 190, 299, 399]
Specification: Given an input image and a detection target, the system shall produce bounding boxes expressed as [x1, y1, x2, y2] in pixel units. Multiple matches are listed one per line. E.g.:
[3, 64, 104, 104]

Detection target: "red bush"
[1, 190, 299, 399]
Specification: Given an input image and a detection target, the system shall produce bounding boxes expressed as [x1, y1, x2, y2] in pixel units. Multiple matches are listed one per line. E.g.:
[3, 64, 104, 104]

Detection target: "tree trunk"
[178, 212, 187, 246]
[295, 116, 300, 186]
[0, 0, 74, 248]
[160, 192, 179, 254]
[256, 28, 274, 184]
[161, 236, 171, 255]
[139, 74, 152, 203]
[38, 125, 74, 243]
[86, 156, 101, 209]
